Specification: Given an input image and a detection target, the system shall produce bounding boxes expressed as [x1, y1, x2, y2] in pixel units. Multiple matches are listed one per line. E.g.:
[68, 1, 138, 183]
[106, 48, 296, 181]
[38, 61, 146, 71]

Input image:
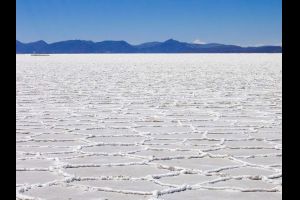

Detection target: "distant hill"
[16, 39, 282, 53]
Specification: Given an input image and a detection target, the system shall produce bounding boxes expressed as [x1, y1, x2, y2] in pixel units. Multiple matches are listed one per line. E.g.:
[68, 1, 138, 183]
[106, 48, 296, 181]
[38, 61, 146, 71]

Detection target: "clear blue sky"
[16, 0, 282, 46]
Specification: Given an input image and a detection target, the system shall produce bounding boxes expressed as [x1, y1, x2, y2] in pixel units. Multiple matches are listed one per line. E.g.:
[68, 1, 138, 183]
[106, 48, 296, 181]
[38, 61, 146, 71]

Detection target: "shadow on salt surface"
[135, 126, 192, 134]
[221, 166, 275, 176]
[156, 133, 205, 139]
[224, 140, 276, 148]
[73, 179, 166, 192]
[16, 171, 63, 185]
[206, 133, 249, 140]
[16, 127, 68, 134]
[77, 128, 138, 136]
[17, 140, 86, 147]
[143, 139, 182, 145]
[16, 146, 71, 154]
[161, 189, 281, 200]
[184, 139, 223, 146]
[65, 155, 143, 165]
[39, 152, 81, 159]
[159, 174, 217, 185]
[16, 158, 54, 168]
[237, 155, 282, 166]
[141, 143, 212, 151]
[88, 136, 145, 143]
[32, 133, 85, 140]
[203, 178, 277, 190]
[210, 148, 281, 157]
[190, 120, 233, 127]
[133, 149, 198, 158]
[24, 185, 150, 200]
[204, 128, 249, 134]
[250, 131, 282, 140]
[65, 165, 170, 178]
[152, 157, 238, 171]
[104, 122, 133, 128]
[133, 121, 175, 127]
[81, 145, 144, 153]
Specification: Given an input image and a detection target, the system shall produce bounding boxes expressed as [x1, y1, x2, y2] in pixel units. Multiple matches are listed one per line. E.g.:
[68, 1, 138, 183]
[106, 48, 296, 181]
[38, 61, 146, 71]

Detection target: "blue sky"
[16, 0, 282, 46]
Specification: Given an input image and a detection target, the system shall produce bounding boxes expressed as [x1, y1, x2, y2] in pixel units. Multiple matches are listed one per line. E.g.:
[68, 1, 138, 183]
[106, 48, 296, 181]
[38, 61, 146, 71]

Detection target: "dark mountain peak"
[135, 42, 161, 48]
[164, 39, 181, 44]
[97, 40, 131, 47]
[32, 40, 48, 45]
[100, 40, 128, 44]
[118, 40, 127, 43]
[52, 40, 94, 45]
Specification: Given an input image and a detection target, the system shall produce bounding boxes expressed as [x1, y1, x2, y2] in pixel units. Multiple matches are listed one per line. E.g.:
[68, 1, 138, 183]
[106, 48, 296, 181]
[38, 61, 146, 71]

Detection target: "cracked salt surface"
[16, 54, 281, 200]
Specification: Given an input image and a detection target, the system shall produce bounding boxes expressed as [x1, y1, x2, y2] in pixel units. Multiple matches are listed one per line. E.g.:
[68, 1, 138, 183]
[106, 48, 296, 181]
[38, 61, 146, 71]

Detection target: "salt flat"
[16, 54, 282, 200]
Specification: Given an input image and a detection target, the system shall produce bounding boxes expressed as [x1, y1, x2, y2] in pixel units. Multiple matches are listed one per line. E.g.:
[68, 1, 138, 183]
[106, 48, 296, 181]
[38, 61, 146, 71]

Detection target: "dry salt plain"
[16, 54, 282, 200]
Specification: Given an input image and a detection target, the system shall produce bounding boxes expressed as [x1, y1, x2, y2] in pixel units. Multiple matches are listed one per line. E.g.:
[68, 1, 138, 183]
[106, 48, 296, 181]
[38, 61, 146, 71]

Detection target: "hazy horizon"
[16, 38, 282, 47]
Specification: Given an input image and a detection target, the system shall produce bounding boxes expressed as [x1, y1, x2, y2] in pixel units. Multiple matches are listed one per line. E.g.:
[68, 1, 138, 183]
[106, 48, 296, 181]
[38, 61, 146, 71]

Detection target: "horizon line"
[16, 38, 282, 47]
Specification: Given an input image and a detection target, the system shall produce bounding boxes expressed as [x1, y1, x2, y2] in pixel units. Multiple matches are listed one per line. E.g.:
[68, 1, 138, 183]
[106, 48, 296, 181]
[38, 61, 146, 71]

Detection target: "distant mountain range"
[16, 39, 282, 53]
